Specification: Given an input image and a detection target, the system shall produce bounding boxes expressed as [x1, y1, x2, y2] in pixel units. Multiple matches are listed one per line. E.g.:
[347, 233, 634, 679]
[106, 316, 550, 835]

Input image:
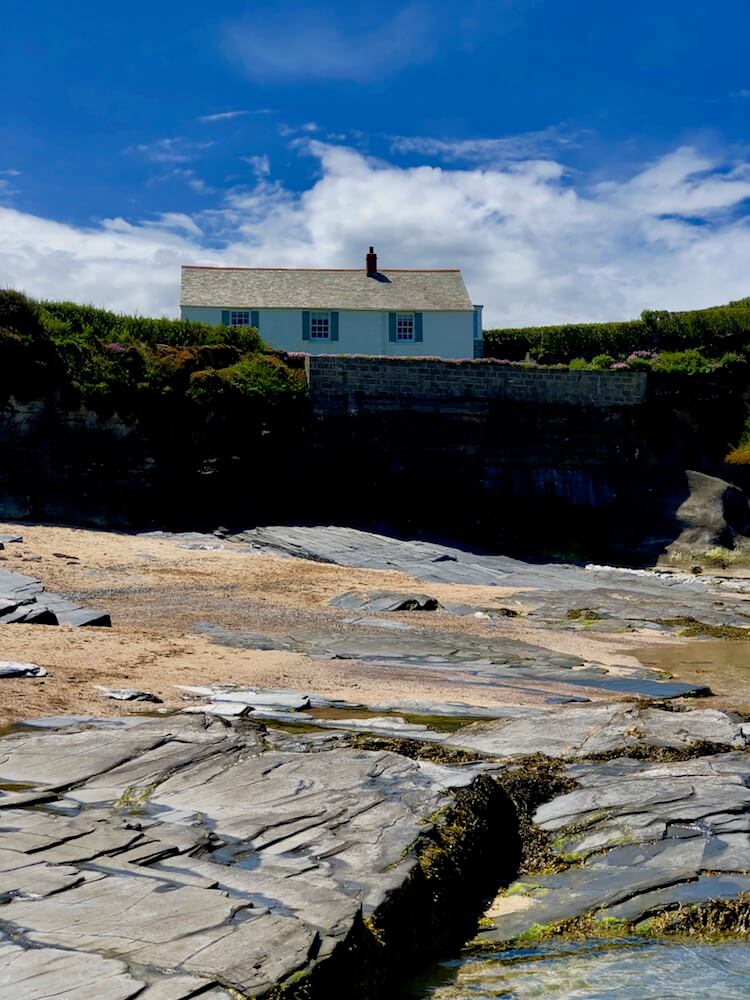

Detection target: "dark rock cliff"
[2, 361, 748, 563]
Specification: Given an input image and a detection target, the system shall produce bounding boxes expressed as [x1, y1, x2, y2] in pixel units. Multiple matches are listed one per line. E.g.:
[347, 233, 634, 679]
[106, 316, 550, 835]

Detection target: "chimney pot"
[366, 246, 378, 276]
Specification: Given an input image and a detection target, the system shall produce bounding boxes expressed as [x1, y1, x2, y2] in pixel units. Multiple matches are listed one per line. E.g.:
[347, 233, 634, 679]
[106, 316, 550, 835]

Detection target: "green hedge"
[0, 290, 305, 418]
[484, 299, 750, 363]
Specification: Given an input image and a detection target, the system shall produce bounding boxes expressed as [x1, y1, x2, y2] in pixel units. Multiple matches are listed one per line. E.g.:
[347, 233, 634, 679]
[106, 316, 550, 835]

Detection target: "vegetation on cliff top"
[0, 290, 306, 418]
[484, 298, 750, 370]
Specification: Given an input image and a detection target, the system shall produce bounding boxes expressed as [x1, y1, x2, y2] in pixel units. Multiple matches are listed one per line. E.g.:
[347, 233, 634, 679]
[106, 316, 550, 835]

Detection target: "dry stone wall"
[306, 356, 647, 413]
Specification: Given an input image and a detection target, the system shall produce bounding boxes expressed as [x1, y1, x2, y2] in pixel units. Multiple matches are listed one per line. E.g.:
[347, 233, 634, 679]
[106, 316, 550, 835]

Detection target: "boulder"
[665, 470, 750, 559]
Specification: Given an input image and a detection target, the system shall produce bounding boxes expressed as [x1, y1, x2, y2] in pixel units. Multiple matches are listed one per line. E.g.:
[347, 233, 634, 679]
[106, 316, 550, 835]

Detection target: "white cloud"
[242, 155, 271, 178]
[390, 126, 580, 165]
[146, 213, 203, 236]
[0, 176, 20, 200]
[223, 4, 437, 81]
[151, 168, 213, 194]
[126, 137, 213, 163]
[197, 109, 276, 123]
[2, 142, 750, 325]
[278, 122, 320, 138]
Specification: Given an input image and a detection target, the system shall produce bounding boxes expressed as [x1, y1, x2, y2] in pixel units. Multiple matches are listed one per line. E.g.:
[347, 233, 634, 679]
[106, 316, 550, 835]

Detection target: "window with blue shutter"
[229, 310, 251, 326]
[310, 312, 331, 339]
[330, 311, 339, 341]
[395, 313, 416, 341]
[251, 310, 259, 330]
[388, 313, 397, 342]
[302, 311, 311, 341]
[221, 310, 230, 326]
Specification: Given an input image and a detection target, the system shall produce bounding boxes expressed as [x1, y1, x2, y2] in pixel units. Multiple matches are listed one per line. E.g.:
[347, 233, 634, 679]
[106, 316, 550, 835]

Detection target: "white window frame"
[396, 313, 415, 341]
[310, 311, 331, 340]
[230, 310, 251, 326]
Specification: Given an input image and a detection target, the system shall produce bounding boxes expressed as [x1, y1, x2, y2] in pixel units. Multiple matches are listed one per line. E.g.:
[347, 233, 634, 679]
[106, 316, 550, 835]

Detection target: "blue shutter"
[251, 310, 259, 330]
[414, 312, 423, 343]
[330, 311, 339, 341]
[302, 311, 311, 341]
[388, 313, 397, 343]
[221, 310, 230, 326]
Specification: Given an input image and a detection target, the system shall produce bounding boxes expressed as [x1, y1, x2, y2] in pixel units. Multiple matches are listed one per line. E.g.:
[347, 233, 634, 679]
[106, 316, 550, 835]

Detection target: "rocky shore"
[1, 523, 749, 997]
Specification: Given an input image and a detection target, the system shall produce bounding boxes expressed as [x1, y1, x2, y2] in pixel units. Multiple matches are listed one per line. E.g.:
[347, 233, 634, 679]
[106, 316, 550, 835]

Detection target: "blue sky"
[1, 0, 750, 324]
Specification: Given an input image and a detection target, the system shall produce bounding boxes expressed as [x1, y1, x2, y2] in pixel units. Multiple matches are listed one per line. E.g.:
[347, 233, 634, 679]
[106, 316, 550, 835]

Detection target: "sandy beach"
[0, 520, 688, 727]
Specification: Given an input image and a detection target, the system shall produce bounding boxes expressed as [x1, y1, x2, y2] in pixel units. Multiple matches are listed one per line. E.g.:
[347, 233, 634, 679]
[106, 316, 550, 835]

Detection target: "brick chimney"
[365, 246, 378, 276]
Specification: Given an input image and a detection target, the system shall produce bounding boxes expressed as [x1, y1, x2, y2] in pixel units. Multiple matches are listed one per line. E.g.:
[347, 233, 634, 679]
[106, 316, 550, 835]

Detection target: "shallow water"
[409, 939, 750, 999]
[633, 638, 750, 713]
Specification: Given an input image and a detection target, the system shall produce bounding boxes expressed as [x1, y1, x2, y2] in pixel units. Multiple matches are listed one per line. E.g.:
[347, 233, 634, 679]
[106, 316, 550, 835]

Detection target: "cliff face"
[0, 394, 305, 529]
[2, 360, 747, 562]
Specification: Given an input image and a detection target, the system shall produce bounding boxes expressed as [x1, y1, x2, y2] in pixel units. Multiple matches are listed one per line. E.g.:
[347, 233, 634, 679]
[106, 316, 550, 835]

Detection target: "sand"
[0, 521, 692, 727]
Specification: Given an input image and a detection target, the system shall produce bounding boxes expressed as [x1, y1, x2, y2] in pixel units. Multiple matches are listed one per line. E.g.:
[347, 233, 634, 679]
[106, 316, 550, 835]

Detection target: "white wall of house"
[181, 306, 476, 359]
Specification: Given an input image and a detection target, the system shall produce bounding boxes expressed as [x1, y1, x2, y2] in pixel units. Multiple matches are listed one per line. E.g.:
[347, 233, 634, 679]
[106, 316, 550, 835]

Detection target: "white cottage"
[180, 248, 483, 359]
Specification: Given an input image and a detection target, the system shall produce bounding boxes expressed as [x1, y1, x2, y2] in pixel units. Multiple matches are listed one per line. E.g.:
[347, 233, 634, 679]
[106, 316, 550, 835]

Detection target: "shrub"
[626, 357, 652, 371]
[716, 352, 747, 375]
[590, 354, 615, 370]
[652, 349, 712, 375]
[726, 443, 750, 465]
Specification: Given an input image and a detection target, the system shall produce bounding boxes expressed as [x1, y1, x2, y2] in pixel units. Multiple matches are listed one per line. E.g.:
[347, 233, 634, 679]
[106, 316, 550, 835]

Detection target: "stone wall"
[306, 356, 647, 413]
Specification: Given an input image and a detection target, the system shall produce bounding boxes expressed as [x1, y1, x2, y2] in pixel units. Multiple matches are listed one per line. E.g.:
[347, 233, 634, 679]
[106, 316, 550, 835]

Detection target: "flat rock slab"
[0, 713, 484, 996]
[178, 685, 311, 711]
[445, 703, 747, 759]
[343, 615, 417, 631]
[0, 568, 110, 628]
[0, 939, 145, 1000]
[96, 687, 163, 703]
[0, 938, 236, 999]
[224, 525, 750, 633]
[366, 700, 542, 719]
[0, 661, 48, 679]
[194, 622, 707, 702]
[330, 590, 442, 612]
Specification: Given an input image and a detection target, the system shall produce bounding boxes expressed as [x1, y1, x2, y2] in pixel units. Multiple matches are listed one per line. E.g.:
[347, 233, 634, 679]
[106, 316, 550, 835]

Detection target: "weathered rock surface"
[0, 568, 111, 628]
[446, 703, 748, 759]
[664, 470, 750, 560]
[95, 687, 163, 703]
[195, 621, 709, 702]
[0, 661, 48, 679]
[330, 590, 442, 613]
[177, 685, 311, 711]
[0, 713, 497, 997]
[224, 525, 750, 633]
[0, 939, 153, 1000]
[475, 707, 750, 944]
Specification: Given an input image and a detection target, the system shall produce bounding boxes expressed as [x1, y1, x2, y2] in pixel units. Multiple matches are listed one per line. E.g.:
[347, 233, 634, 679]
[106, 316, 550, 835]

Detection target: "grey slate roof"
[181, 266, 474, 312]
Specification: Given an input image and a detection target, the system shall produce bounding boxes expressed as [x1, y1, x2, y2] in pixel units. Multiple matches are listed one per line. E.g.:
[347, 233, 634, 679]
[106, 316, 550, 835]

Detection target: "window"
[396, 313, 415, 341]
[230, 310, 250, 326]
[310, 311, 330, 339]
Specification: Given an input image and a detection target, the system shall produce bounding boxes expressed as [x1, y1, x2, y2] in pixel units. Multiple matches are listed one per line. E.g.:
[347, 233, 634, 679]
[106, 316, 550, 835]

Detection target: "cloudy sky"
[2, 0, 750, 326]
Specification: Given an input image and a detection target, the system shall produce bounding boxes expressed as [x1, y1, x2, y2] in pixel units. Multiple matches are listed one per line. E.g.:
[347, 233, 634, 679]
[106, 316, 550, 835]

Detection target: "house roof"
[180, 266, 474, 312]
